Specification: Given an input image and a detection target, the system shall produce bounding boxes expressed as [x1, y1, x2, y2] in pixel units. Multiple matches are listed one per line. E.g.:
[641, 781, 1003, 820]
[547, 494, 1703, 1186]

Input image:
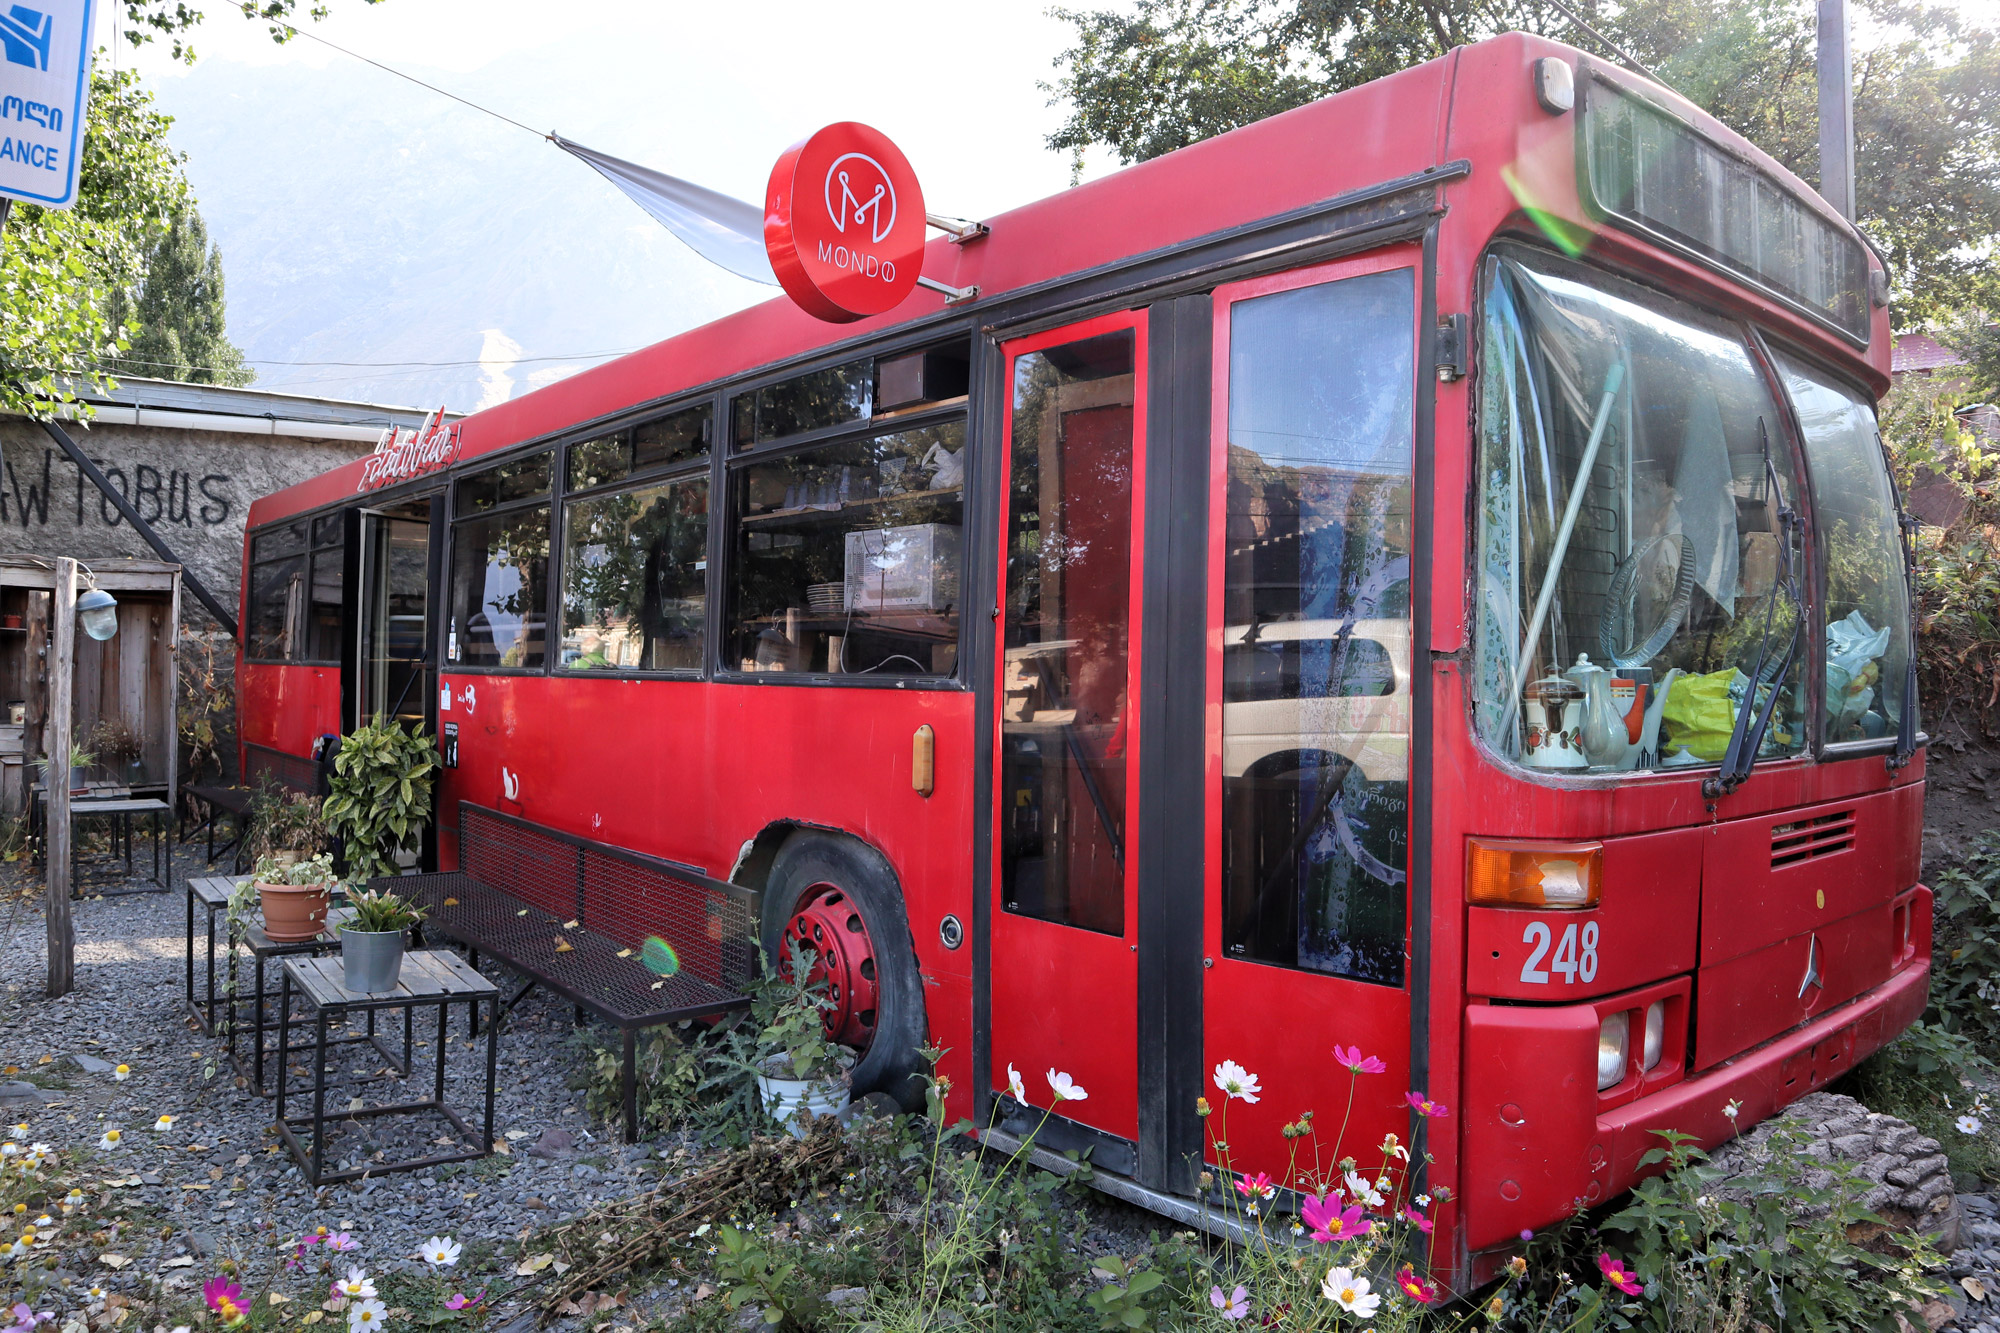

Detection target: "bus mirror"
[1466, 838, 1603, 908]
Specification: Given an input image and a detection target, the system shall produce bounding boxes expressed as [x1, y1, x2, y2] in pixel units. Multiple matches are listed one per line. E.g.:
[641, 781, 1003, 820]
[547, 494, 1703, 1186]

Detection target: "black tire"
[760, 831, 928, 1111]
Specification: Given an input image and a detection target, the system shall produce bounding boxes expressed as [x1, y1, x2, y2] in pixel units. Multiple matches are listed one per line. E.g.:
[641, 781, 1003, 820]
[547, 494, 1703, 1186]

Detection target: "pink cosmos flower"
[1235, 1171, 1277, 1201]
[2, 1304, 53, 1333]
[1597, 1252, 1643, 1297]
[327, 1232, 359, 1253]
[1332, 1045, 1387, 1075]
[1405, 1091, 1449, 1118]
[1395, 1265, 1438, 1304]
[203, 1277, 248, 1327]
[1299, 1193, 1371, 1243]
[1400, 1205, 1434, 1233]
[1208, 1286, 1249, 1321]
[444, 1291, 485, 1311]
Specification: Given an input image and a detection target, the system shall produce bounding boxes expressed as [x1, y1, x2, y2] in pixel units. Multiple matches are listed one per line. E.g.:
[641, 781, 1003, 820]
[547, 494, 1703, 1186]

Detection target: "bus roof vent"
[1769, 809, 1856, 869]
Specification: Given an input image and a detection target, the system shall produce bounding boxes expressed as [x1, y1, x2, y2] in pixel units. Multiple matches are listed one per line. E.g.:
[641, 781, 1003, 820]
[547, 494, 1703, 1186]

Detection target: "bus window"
[448, 455, 552, 670]
[561, 476, 708, 672]
[247, 519, 309, 660]
[1778, 356, 1914, 745]
[1218, 268, 1413, 984]
[730, 421, 965, 675]
[1472, 248, 1807, 772]
[568, 403, 711, 491]
[732, 358, 873, 449]
[305, 514, 344, 663]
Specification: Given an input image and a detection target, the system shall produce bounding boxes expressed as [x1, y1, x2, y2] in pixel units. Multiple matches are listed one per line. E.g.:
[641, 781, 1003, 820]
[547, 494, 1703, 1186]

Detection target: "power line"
[272, 20, 550, 141]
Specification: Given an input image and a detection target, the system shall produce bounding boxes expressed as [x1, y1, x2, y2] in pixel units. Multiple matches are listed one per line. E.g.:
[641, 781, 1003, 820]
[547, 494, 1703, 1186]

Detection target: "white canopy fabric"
[551, 135, 778, 286]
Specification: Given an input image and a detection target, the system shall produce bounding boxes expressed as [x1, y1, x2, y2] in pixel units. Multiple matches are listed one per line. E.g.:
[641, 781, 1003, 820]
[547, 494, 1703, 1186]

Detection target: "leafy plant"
[249, 780, 328, 860]
[322, 715, 438, 883]
[573, 1025, 705, 1136]
[252, 851, 335, 887]
[342, 887, 426, 934]
[1083, 1253, 1165, 1331]
[1930, 832, 2000, 1041]
[178, 631, 234, 781]
[753, 940, 850, 1083]
[1597, 1128, 1942, 1331]
[1843, 1021, 2000, 1184]
[713, 1224, 824, 1329]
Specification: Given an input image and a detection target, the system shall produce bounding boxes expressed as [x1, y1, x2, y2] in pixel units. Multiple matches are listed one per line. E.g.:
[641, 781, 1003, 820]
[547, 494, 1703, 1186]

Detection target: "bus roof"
[251, 30, 1879, 525]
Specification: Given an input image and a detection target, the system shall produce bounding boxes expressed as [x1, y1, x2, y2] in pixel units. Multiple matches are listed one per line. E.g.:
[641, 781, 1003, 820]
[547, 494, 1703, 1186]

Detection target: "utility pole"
[1818, 0, 1856, 219]
[45, 558, 76, 998]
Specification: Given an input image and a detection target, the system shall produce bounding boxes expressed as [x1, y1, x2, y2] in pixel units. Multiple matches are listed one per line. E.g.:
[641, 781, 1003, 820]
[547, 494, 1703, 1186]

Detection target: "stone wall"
[0, 419, 368, 629]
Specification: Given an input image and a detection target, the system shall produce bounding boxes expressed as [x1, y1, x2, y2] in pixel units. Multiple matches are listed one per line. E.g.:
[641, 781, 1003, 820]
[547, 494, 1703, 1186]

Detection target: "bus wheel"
[761, 832, 927, 1110]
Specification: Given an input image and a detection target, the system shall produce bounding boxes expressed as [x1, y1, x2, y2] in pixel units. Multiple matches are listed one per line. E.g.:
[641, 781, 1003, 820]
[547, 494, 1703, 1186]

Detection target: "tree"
[119, 1, 387, 63]
[1046, 0, 2000, 328]
[0, 68, 188, 420]
[106, 204, 255, 386]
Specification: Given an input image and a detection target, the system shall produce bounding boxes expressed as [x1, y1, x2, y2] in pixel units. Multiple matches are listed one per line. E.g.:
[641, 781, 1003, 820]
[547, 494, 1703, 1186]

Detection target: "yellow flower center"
[1341, 1288, 1357, 1302]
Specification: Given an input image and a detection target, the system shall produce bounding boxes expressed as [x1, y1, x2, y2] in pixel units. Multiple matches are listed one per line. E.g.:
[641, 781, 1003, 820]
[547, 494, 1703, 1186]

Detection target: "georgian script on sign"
[358, 409, 459, 492]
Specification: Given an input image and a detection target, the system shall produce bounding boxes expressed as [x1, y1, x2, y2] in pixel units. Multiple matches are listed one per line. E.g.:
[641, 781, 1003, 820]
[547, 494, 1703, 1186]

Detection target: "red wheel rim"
[781, 883, 879, 1051]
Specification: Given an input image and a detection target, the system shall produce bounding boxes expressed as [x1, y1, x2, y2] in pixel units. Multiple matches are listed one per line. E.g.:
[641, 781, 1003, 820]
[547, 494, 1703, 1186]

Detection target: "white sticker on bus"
[1519, 920, 1599, 985]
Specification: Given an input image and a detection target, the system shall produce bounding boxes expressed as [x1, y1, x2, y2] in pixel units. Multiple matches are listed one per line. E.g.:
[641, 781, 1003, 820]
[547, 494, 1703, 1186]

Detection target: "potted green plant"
[253, 851, 337, 943]
[338, 887, 426, 993]
[248, 781, 329, 867]
[36, 744, 95, 797]
[322, 716, 438, 883]
[751, 941, 852, 1136]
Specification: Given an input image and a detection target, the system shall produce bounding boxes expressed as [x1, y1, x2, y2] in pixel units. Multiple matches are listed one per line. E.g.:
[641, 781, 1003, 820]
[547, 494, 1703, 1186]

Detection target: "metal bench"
[387, 802, 760, 1141]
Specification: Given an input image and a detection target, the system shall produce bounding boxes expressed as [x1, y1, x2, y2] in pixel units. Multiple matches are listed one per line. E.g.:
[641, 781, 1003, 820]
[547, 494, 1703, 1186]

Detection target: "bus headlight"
[1642, 1001, 1665, 1072]
[1596, 1011, 1629, 1091]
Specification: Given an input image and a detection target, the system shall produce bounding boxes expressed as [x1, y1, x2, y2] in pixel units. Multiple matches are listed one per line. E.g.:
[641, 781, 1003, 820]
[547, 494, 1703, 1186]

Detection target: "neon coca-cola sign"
[358, 408, 460, 492]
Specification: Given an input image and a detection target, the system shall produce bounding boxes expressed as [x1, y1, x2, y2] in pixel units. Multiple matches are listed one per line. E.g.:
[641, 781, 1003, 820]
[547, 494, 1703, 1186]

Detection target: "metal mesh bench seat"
[386, 802, 760, 1141]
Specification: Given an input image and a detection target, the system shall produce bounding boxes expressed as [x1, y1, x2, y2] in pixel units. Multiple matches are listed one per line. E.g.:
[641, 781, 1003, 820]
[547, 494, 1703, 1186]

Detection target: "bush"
[322, 715, 437, 883]
[1931, 832, 2000, 1042]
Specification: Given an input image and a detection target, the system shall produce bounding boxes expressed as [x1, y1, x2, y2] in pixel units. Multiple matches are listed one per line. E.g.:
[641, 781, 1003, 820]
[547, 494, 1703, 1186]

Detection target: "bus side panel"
[432, 672, 979, 1083]
[238, 663, 342, 757]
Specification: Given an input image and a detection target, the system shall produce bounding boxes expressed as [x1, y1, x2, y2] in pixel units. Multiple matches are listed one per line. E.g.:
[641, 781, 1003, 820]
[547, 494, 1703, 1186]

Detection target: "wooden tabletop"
[65, 798, 169, 815]
[188, 875, 249, 907]
[283, 949, 497, 1007]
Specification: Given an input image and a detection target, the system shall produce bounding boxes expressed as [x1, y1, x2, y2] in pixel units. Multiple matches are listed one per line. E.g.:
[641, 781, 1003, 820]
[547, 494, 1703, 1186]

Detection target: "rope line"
[273, 20, 550, 141]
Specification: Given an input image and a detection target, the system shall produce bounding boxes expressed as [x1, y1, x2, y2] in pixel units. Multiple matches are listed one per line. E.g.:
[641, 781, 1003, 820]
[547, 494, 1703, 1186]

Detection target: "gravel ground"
[0, 846, 677, 1317]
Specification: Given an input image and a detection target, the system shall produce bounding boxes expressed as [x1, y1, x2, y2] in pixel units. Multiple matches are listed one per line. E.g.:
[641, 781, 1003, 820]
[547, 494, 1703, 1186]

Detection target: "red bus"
[237, 32, 1927, 1276]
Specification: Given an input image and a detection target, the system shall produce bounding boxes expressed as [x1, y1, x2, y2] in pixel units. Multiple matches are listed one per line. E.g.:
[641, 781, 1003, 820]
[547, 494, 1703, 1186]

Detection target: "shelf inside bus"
[741, 485, 962, 525]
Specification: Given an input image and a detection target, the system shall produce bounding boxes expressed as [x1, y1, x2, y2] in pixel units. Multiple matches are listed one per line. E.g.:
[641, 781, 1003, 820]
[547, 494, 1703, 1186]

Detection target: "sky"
[114, 0, 1115, 407]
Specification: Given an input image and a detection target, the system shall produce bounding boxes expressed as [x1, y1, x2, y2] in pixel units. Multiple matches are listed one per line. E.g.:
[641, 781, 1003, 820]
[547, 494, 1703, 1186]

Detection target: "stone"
[68, 1054, 113, 1074]
[825, 1288, 868, 1308]
[1829, 1133, 1876, 1158]
[527, 1128, 574, 1160]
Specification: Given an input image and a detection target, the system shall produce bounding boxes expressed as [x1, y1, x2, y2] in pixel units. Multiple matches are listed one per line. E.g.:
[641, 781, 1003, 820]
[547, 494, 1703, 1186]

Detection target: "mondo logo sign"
[765, 122, 925, 324]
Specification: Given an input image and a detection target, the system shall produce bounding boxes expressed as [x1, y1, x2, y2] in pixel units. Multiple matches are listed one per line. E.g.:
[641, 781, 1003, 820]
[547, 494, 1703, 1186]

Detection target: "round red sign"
[764, 122, 926, 324]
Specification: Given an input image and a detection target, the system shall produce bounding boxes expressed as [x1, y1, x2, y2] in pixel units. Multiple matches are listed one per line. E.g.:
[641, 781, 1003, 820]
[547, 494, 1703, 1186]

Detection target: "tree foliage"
[105, 203, 255, 386]
[1046, 0, 2000, 328]
[0, 68, 188, 420]
[119, 1, 387, 63]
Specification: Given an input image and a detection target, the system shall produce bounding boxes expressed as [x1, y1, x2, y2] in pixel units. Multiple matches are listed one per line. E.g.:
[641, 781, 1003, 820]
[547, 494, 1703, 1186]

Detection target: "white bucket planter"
[756, 1069, 849, 1137]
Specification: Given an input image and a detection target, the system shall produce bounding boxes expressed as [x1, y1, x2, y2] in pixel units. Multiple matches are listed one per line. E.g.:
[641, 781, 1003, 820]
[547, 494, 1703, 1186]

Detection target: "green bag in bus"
[1659, 668, 1741, 762]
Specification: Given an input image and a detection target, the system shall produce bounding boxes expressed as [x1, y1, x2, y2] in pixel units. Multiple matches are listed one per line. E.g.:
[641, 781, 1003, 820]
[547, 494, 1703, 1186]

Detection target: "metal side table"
[227, 909, 406, 1097]
[275, 950, 499, 1186]
[185, 874, 247, 1036]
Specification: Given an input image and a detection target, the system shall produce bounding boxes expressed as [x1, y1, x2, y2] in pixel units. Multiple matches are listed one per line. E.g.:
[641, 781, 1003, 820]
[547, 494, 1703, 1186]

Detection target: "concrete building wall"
[0, 419, 368, 629]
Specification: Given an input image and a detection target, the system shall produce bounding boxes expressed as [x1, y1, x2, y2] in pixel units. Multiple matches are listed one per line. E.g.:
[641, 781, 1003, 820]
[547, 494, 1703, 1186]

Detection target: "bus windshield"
[1471, 248, 1813, 773]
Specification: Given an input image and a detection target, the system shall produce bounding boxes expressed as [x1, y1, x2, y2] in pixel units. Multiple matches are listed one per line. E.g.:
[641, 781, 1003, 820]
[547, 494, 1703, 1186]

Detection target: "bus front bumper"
[1460, 951, 1930, 1253]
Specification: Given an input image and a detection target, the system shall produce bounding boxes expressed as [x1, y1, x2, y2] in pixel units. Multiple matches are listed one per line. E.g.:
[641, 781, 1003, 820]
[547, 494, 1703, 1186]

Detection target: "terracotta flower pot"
[258, 881, 330, 942]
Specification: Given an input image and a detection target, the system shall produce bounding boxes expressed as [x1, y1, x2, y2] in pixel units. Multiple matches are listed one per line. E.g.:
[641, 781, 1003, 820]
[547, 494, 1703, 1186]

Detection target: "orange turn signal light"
[1466, 838, 1603, 909]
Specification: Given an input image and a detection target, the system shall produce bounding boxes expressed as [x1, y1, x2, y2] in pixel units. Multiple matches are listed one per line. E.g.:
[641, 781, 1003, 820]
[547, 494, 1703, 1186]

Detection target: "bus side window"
[1218, 266, 1415, 985]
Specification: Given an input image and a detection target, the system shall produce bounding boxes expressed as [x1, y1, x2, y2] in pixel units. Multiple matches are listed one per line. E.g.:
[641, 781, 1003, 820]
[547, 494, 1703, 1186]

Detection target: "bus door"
[1203, 251, 1421, 1185]
[351, 499, 440, 734]
[990, 312, 1148, 1150]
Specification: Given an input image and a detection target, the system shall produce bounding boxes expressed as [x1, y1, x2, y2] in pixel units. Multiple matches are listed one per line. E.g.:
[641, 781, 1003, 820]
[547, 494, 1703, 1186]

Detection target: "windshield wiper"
[1706, 424, 1802, 799]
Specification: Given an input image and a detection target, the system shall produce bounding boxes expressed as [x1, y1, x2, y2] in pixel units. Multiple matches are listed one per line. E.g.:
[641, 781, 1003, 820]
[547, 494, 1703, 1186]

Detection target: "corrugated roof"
[63, 376, 445, 429]
[1892, 334, 1966, 374]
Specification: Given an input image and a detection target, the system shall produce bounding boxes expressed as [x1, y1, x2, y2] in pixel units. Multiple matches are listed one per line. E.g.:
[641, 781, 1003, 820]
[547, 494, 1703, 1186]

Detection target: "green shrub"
[1931, 832, 2000, 1042]
[322, 715, 438, 883]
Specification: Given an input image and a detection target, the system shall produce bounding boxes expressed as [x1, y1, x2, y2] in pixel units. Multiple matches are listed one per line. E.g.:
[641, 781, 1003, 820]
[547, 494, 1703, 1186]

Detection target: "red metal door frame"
[987, 309, 1150, 1143]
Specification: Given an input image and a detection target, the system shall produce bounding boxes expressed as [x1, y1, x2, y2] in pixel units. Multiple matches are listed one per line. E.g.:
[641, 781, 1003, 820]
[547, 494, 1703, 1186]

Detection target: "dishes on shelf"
[807, 583, 845, 613]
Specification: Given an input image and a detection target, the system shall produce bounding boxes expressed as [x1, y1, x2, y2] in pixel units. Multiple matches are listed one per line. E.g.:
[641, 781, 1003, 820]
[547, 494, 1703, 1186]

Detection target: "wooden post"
[46, 558, 75, 998]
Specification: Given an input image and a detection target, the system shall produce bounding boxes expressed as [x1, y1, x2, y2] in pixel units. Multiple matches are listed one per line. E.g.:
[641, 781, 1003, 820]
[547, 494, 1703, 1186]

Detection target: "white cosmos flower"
[1957, 1114, 1983, 1135]
[334, 1268, 376, 1299]
[112, 1066, 129, 1081]
[419, 1236, 461, 1268]
[1006, 1064, 1026, 1102]
[1212, 1060, 1262, 1104]
[1045, 1069, 1088, 1102]
[347, 1298, 387, 1332]
[1319, 1267, 1380, 1317]
[95, 1130, 120, 1150]
[1344, 1170, 1385, 1208]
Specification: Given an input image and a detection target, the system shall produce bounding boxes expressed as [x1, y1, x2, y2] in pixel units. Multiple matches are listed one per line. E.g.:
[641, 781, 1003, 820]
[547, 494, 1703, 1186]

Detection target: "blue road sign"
[0, 0, 94, 209]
